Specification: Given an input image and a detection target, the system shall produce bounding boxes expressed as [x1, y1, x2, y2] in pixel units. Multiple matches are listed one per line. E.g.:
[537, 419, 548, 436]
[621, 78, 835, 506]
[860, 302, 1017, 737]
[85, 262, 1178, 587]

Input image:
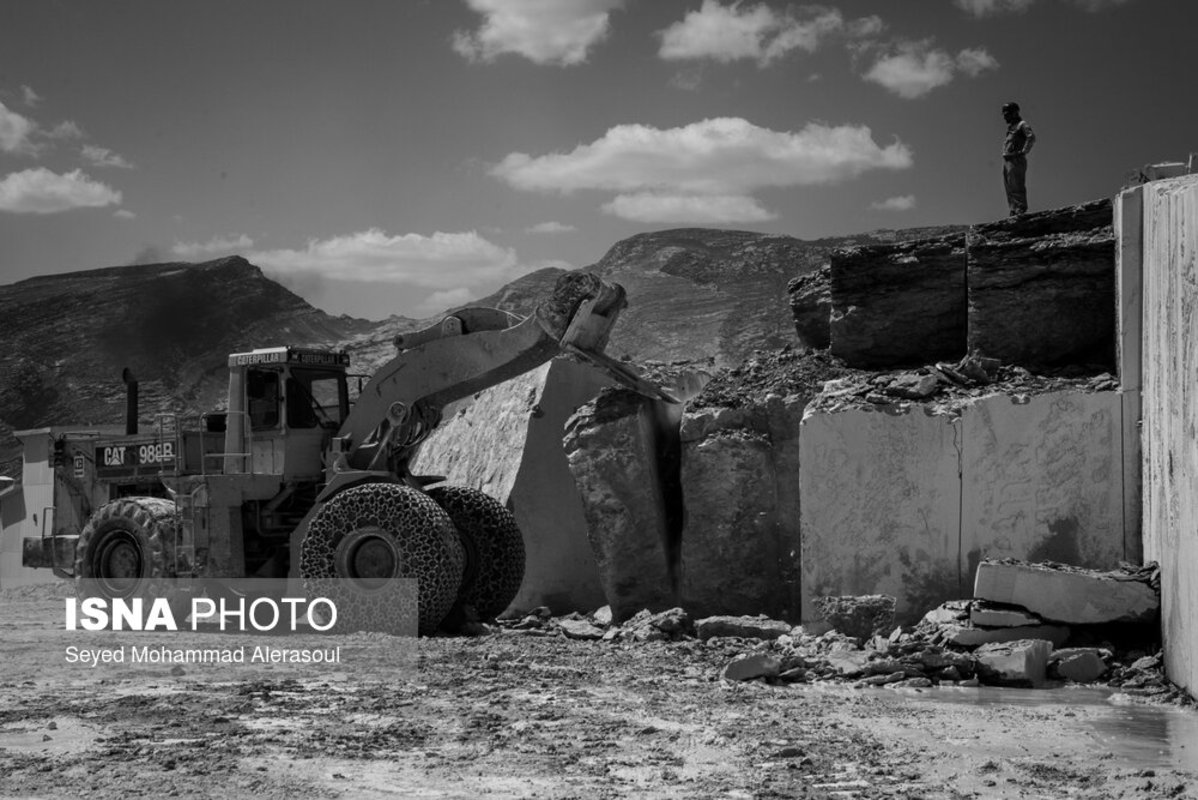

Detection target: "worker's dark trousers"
[1004, 155, 1028, 216]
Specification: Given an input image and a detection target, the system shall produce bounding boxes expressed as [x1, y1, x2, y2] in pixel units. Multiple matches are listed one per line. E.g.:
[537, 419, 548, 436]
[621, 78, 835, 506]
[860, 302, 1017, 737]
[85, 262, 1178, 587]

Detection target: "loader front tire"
[426, 485, 525, 621]
[299, 483, 465, 635]
[73, 497, 193, 626]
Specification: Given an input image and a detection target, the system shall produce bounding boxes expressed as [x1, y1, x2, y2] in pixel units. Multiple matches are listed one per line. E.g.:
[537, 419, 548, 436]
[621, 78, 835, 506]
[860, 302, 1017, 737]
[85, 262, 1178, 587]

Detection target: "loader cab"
[223, 347, 350, 479]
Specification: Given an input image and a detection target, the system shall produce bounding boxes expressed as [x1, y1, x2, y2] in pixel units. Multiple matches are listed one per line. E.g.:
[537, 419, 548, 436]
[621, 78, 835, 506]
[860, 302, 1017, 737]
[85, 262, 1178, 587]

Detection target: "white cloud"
[863, 41, 998, 98]
[0, 101, 36, 154]
[248, 229, 520, 291]
[45, 120, 84, 140]
[871, 194, 917, 211]
[171, 233, 255, 259]
[526, 221, 576, 234]
[115, 209, 137, 220]
[414, 287, 476, 317]
[494, 116, 910, 204]
[657, 1, 846, 66]
[82, 144, 135, 169]
[954, 0, 1036, 15]
[494, 118, 910, 224]
[452, 0, 623, 66]
[602, 193, 776, 223]
[0, 168, 122, 213]
[21, 85, 41, 107]
[956, 47, 999, 76]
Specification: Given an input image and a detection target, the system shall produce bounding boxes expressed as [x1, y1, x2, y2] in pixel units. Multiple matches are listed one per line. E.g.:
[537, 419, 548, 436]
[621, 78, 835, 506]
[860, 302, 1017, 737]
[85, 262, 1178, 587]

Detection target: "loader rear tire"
[73, 497, 193, 627]
[426, 486, 525, 621]
[299, 483, 465, 635]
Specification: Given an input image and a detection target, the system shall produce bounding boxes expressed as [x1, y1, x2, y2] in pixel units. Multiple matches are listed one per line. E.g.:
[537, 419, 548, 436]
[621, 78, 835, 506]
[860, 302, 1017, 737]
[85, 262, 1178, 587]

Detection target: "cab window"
[247, 370, 281, 431]
[287, 368, 346, 429]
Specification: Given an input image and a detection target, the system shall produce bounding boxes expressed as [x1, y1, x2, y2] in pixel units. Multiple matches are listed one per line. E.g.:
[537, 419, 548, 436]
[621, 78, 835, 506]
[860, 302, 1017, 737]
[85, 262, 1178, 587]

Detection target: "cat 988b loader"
[23, 272, 674, 633]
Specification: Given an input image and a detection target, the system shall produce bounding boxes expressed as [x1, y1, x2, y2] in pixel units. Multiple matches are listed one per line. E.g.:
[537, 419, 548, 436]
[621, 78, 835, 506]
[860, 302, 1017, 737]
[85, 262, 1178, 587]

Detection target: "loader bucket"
[539, 273, 680, 404]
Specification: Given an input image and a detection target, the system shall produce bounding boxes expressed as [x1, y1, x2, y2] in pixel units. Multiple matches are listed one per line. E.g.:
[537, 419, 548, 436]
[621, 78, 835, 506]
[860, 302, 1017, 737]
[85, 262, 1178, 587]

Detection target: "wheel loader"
[22, 272, 673, 634]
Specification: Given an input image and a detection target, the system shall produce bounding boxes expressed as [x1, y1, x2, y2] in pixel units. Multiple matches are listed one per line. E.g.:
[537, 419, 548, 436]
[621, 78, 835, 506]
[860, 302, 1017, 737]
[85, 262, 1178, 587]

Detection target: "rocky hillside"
[0, 256, 382, 475]
[0, 225, 965, 479]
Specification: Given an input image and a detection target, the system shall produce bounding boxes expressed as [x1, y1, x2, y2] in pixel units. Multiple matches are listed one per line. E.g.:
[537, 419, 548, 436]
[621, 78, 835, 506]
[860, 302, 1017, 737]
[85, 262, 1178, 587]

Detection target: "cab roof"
[226, 346, 350, 369]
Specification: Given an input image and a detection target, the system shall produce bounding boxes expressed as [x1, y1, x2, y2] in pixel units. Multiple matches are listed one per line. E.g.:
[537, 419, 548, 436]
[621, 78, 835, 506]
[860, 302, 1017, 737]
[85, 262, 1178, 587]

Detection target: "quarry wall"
[1137, 173, 1198, 696]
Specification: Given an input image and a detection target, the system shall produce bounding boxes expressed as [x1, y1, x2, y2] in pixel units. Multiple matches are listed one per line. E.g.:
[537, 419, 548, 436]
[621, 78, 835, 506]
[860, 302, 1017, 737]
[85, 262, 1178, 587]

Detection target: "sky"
[1, 0, 1196, 320]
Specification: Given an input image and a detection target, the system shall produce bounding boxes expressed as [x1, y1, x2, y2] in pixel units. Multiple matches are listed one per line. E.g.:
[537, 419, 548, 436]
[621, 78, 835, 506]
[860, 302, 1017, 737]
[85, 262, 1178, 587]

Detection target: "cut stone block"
[1049, 648, 1108, 683]
[814, 595, 897, 641]
[412, 358, 614, 615]
[973, 639, 1053, 687]
[696, 615, 792, 641]
[970, 602, 1042, 628]
[968, 199, 1115, 369]
[828, 234, 967, 368]
[680, 396, 803, 619]
[973, 559, 1159, 625]
[942, 622, 1069, 649]
[564, 390, 674, 622]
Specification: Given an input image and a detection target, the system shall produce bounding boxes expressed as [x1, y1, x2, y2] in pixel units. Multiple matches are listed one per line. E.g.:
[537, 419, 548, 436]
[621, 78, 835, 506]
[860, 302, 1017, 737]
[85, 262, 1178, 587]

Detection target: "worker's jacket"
[1003, 119, 1036, 159]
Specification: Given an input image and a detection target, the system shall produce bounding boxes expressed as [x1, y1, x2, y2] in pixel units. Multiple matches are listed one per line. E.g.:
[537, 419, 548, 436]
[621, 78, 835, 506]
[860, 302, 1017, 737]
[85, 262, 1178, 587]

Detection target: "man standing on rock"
[1001, 102, 1036, 216]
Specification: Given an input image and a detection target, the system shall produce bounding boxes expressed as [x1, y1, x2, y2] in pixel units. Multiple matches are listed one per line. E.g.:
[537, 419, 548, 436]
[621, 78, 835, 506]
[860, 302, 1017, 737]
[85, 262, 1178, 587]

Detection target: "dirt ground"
[1, 593, 1195, 800]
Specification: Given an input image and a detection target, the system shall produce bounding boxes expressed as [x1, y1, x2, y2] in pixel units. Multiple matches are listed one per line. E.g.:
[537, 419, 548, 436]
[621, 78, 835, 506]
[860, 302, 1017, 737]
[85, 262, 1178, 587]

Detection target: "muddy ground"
[1, 592, 1195, 800]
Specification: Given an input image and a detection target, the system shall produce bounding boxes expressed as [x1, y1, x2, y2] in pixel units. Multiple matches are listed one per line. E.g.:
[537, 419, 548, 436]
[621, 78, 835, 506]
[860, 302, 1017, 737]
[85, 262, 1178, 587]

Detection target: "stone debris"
[973, 559, 1160, 625]
[813, 595, 897, 642]
[490, 602, 1188, 704]
[973, 639, 1053, 687]
[938, 621, 1070, 649]
[805, 353, 1117, 416]
[695, 615, 792, 641]
[1049, 648, 1109, 683]
[723, 653, 782, 682]
[969, 602, 1043, 628]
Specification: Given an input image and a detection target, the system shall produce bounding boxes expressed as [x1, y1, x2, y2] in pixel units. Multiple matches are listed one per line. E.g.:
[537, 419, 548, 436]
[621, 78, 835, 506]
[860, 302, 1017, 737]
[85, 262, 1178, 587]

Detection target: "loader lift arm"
[332, 272, 676, 478]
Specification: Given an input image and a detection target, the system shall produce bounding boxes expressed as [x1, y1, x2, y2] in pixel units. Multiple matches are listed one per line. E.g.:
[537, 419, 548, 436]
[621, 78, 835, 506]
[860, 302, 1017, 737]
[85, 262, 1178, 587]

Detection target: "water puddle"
[889, 684, 1198, 772]
[0, 715, 98, 755]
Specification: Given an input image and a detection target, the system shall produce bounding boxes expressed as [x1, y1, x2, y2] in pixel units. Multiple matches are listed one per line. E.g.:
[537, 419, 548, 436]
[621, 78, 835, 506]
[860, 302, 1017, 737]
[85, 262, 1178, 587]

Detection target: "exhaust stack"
[122, 367, 138, 435]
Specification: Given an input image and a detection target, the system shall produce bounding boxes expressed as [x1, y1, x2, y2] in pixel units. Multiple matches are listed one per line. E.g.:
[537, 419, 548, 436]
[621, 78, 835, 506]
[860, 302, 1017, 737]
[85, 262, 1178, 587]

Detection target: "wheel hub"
[333, 527, 400, 590]
[95, 532, 142, 597]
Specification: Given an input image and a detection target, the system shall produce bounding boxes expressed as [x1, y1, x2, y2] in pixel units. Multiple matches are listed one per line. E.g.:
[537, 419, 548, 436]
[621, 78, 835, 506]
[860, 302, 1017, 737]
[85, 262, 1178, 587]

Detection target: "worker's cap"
[1002, 102, 1020, 113]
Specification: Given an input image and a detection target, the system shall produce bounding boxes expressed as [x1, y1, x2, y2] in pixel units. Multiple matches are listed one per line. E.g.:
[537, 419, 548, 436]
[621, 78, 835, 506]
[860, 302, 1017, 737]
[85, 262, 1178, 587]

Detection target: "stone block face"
[564, 390, 675, 622]
[786, 265, 831, 351]
[828, 235, 966, 368]
[967, 199, 1115, 369]
[680, 396, 803, 620]
[969, 602, 1041, 627]
[974, 639, 1053, 687]
[1141, 174, 1198, 698]
[960, 390, 1127, 577]
[799, 404, 962, 625]
[973, 559, 1159, 625]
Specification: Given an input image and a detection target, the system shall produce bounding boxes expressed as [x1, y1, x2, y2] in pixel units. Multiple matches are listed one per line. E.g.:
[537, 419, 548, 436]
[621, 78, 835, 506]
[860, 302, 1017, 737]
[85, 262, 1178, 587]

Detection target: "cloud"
[452, 0, 623, 66]
[45, 120, 84, 140]
[602, 193, 775, 223]
[954, 0, 1036, 15]
[871, 194, 917, 211]
[863, 41, 998, 98]
[171, 233, 255, 259]
[0, 101, 36, 154]
[248, 229, 520, 291]
[414, 287, 476, 317]
[526, 221, 576, 234]
[21, 85, 41, 107]
[492, 117, 911, 222]
[82, 144, 135, 169]
[114, 209, 137, 220]
[0, 168, 122, 213]
[656, 1, 851, 66]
